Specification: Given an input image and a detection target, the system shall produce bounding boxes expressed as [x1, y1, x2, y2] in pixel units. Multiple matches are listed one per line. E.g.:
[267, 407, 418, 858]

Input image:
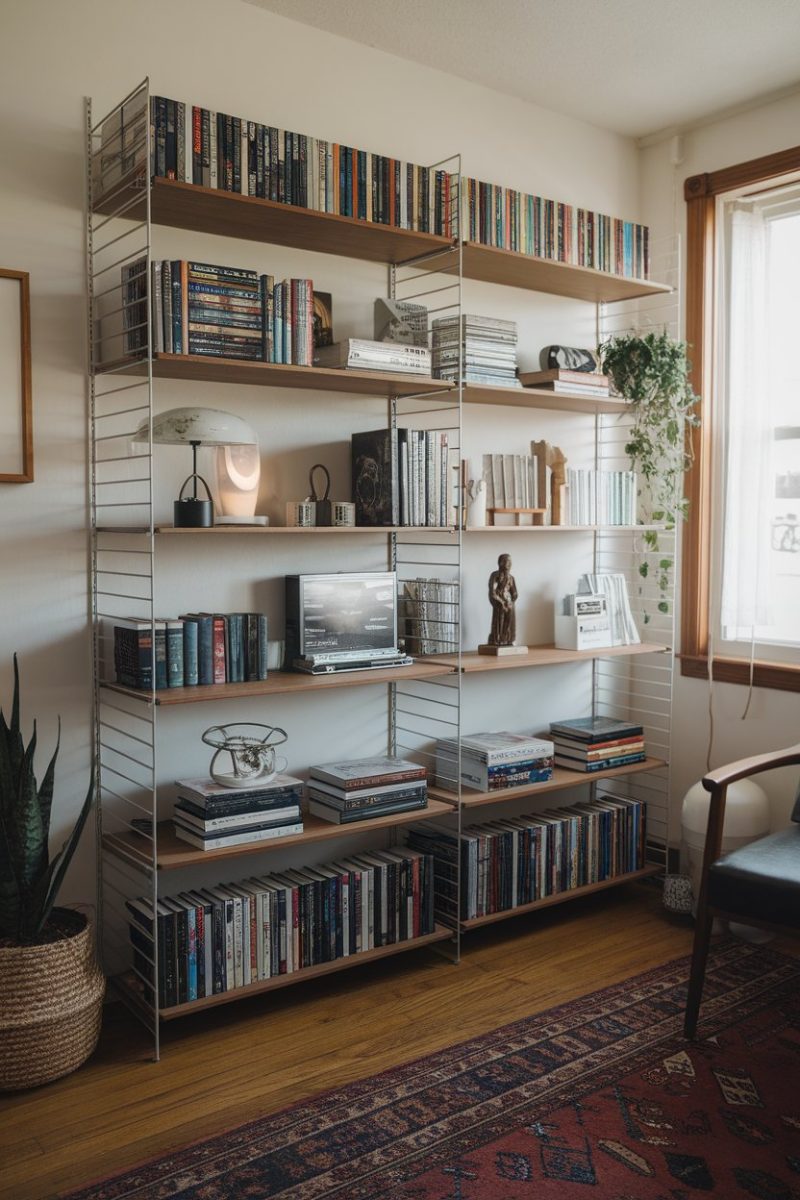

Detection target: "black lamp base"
[174, 497, 213, 527]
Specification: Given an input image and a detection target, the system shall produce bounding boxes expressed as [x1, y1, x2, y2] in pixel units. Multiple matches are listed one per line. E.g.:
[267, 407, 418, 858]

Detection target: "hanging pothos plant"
[599, 330, 700, 621]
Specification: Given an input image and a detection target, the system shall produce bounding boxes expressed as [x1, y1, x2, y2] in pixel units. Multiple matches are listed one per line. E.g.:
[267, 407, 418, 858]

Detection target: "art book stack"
[126, 845, 436, 1007]
[306, 756, 428, 825]
[549, 716, 646, 773]
[314, 339, 431, 375]
[435, 731, 554, 794]
[518, 369, 611, 398]
[431, 315, 520, 388]
[172, 774, 304, 851]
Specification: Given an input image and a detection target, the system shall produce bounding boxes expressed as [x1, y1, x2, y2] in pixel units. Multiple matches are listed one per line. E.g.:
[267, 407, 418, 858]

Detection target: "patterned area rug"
[63, 943, 800, 1199]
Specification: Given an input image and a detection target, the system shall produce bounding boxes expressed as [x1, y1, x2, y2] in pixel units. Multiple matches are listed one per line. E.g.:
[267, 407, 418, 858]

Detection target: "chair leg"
[684, 905, 713, 1039]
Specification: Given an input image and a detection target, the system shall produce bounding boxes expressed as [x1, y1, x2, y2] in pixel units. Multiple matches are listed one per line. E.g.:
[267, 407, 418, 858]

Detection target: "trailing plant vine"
[599, 330, 700, 622]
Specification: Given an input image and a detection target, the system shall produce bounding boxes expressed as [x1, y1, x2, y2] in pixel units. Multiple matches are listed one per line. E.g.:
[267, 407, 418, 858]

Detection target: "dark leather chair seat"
[708, 825, 800, 927]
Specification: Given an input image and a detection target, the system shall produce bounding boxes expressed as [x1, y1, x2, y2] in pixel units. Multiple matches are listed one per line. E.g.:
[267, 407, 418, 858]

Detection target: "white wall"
[640, 95, 800, 839]
[0, 0, 643, 907]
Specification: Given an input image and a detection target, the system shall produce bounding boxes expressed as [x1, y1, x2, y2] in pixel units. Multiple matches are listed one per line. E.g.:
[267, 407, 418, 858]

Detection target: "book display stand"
[88, 79, 676, 1061]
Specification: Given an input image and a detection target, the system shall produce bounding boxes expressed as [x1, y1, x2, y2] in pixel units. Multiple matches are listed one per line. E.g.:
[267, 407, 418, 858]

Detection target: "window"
[683, 149, 800, 691]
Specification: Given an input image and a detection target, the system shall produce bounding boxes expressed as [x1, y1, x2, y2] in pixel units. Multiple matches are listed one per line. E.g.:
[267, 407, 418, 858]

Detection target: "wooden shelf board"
[460, 866, 661, 930]
[94, 174, 454, 264]
[427, 642, 669, 674]
[112, 924, 453, 1020]
[465, 524, 665, 534]
[430, 757, 667, 810]
[456, 242, 672, 302]
[103, 798, 457, 871]
[94, 351, 453, 399]
[462, 383, 630, 414]
[152, 524, 457, 536]
[100, 660, 454, 705]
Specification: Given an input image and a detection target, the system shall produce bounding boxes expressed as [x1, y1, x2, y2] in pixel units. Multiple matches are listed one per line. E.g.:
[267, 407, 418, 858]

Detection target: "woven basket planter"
[0, 908, 105, 1091]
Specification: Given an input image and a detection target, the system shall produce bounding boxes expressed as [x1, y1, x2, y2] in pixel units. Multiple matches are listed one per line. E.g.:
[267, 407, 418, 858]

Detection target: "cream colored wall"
[0, 0, 643, 906]
[640, 94, 800, 840]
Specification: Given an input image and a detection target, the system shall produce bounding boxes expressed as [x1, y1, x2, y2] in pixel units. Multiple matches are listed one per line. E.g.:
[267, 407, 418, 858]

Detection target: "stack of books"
[172, 775, 304, 851]
[409, 794, 646, 924]
[549, 716, 646, 773]
[519, 369, 611, 397]
[141, 260, 315, 365]
[431, 315, 521, 387]
[565, 469, 637, 525]
[436, 731, 554, 793]
[126, 845, 436, 1007]
[111, 611, 268, 691]
[462, 177, 650, 279]
[315, 339, 431, 375]
[306, 756, 428, 825]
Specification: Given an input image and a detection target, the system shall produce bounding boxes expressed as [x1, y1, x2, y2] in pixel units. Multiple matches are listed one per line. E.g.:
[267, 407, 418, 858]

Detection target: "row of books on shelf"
[482, 452, 540, 512]
[126, 844, 436, 1008]
[126, 259, 318, 364]
[111, 612, 268, 691]
[100, 94, 454, 236]
[565, 469, 638, 526]
[351, 427, 455, 527]
[401, 578, 459, 656]
[432, 314, 520, 388]
[408, 793, 645, 923]
[99, 96, 651, 280]
[462, 178, 650, 280]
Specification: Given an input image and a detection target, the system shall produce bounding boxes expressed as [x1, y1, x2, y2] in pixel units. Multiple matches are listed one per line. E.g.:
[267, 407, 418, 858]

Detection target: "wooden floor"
[0, 884, 700, 1199]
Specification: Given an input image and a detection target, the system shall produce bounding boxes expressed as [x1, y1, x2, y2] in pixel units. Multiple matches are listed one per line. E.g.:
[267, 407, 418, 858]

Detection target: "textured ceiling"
[244, 0, 800, 138]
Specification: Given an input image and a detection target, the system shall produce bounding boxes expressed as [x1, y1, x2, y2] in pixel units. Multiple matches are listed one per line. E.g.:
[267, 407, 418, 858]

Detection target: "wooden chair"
[684, 742, 800, 1039]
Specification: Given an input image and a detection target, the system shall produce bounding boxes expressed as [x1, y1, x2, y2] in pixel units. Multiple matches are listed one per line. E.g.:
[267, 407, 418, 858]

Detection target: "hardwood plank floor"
[0, 883, 740, 1199]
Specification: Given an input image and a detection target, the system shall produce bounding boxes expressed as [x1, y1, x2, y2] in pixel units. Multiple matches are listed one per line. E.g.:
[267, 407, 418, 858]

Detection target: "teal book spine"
[166, 621, 184, 688]
[154, 624, 168, 690]
[257, 613, 268, 680]
[182, 619, 199, 686]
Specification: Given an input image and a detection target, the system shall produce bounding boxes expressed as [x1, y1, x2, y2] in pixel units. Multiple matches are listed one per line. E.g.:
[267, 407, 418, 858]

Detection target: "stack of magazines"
[431, 315, 520, 387]
[315, 339, 431, 375]
[172, 775, 304, 850]
[306, 756, 428, 825]
[436, 731, 554, 793]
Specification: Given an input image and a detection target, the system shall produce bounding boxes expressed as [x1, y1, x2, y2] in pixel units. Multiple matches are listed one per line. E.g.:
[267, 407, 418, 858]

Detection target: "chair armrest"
[702, 743, 800, 793]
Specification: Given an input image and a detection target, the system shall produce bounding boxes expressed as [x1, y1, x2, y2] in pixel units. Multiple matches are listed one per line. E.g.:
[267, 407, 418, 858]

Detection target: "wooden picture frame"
[0, 268, 33, 483]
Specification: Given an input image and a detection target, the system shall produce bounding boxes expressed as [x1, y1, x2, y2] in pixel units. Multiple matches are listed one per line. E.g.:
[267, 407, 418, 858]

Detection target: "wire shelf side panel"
[595, 233, 681, 859]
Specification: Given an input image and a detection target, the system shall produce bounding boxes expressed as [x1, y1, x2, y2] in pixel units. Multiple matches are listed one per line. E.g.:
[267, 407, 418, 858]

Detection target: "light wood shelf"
[94, 177, 669, 301]
[462, 383, 630, 414]
[103, 797, 456, 871]
[427, 642, 668, 674]
[430, 756, 666, 810]
[465, 523, 665, 534]
[100, 659, 453, 706]
[459, 865, 661, 930]
[151, 524, 457, 536]
[113, 924, 453, 1020]
[94, 351, 454, 399]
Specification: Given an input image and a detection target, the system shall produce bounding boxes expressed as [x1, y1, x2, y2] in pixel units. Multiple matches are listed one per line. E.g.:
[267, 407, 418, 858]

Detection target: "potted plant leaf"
[0, 656, 104, 1090]
[600, 330, 700, 619]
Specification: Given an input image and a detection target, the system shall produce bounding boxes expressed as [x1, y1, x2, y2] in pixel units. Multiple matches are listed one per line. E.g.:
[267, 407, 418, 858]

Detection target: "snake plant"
[0, 656, 94, 944]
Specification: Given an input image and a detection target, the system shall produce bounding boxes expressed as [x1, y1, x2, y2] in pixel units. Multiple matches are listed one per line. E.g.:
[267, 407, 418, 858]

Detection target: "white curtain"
[720, 201, 775, 634]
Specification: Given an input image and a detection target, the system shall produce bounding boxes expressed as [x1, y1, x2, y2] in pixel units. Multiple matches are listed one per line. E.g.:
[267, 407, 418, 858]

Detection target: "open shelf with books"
[104, 797, 457, 871]
[89, 80, 675, 1057]
[429, 756, 666, 810]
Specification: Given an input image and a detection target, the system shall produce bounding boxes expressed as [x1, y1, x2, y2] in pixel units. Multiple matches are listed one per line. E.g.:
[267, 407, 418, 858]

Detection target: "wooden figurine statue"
[479, 553, 528, 656]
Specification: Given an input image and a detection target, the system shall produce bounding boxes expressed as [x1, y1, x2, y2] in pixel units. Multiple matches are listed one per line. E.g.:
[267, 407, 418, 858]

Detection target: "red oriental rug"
[63, 942, 800, 1200]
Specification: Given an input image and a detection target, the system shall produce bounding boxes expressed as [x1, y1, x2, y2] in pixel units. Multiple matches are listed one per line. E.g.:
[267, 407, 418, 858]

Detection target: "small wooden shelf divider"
[429, 756, 667, 810]
[104, 797, 456, 872]
[113, 924, 453, 1021]
[459, 865, 661, 931]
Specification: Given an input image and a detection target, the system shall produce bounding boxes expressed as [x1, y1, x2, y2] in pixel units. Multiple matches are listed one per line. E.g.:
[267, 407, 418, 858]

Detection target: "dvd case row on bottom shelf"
[126, 847, 435, 1009]
[408, 795, 645, 924]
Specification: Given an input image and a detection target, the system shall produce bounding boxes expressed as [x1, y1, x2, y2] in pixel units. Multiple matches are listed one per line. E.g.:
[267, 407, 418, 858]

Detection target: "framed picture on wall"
[0, 268, 32, 483]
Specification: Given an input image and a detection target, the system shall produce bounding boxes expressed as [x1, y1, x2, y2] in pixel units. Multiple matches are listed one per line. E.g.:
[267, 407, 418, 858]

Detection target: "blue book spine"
[166, 621, 184, 688]
[257, 614, 268, 680]
[183, 619, 199, 686]
[228, 614, 245, 683]
[196, 616, 213, 685]
[154, 624, 168, 690]
[186, 906, 197, 1001]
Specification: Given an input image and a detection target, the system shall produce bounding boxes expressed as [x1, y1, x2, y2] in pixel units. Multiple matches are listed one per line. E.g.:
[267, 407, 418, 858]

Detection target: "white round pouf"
[681, 778, 772, 937]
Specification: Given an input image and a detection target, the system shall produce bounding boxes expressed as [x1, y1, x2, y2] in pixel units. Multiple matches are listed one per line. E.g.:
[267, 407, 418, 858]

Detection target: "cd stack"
[431, 314, 521, 388]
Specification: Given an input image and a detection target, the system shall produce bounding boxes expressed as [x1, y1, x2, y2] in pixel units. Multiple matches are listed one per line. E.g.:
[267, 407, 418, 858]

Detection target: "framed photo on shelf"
[0, 268, 33, 483]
